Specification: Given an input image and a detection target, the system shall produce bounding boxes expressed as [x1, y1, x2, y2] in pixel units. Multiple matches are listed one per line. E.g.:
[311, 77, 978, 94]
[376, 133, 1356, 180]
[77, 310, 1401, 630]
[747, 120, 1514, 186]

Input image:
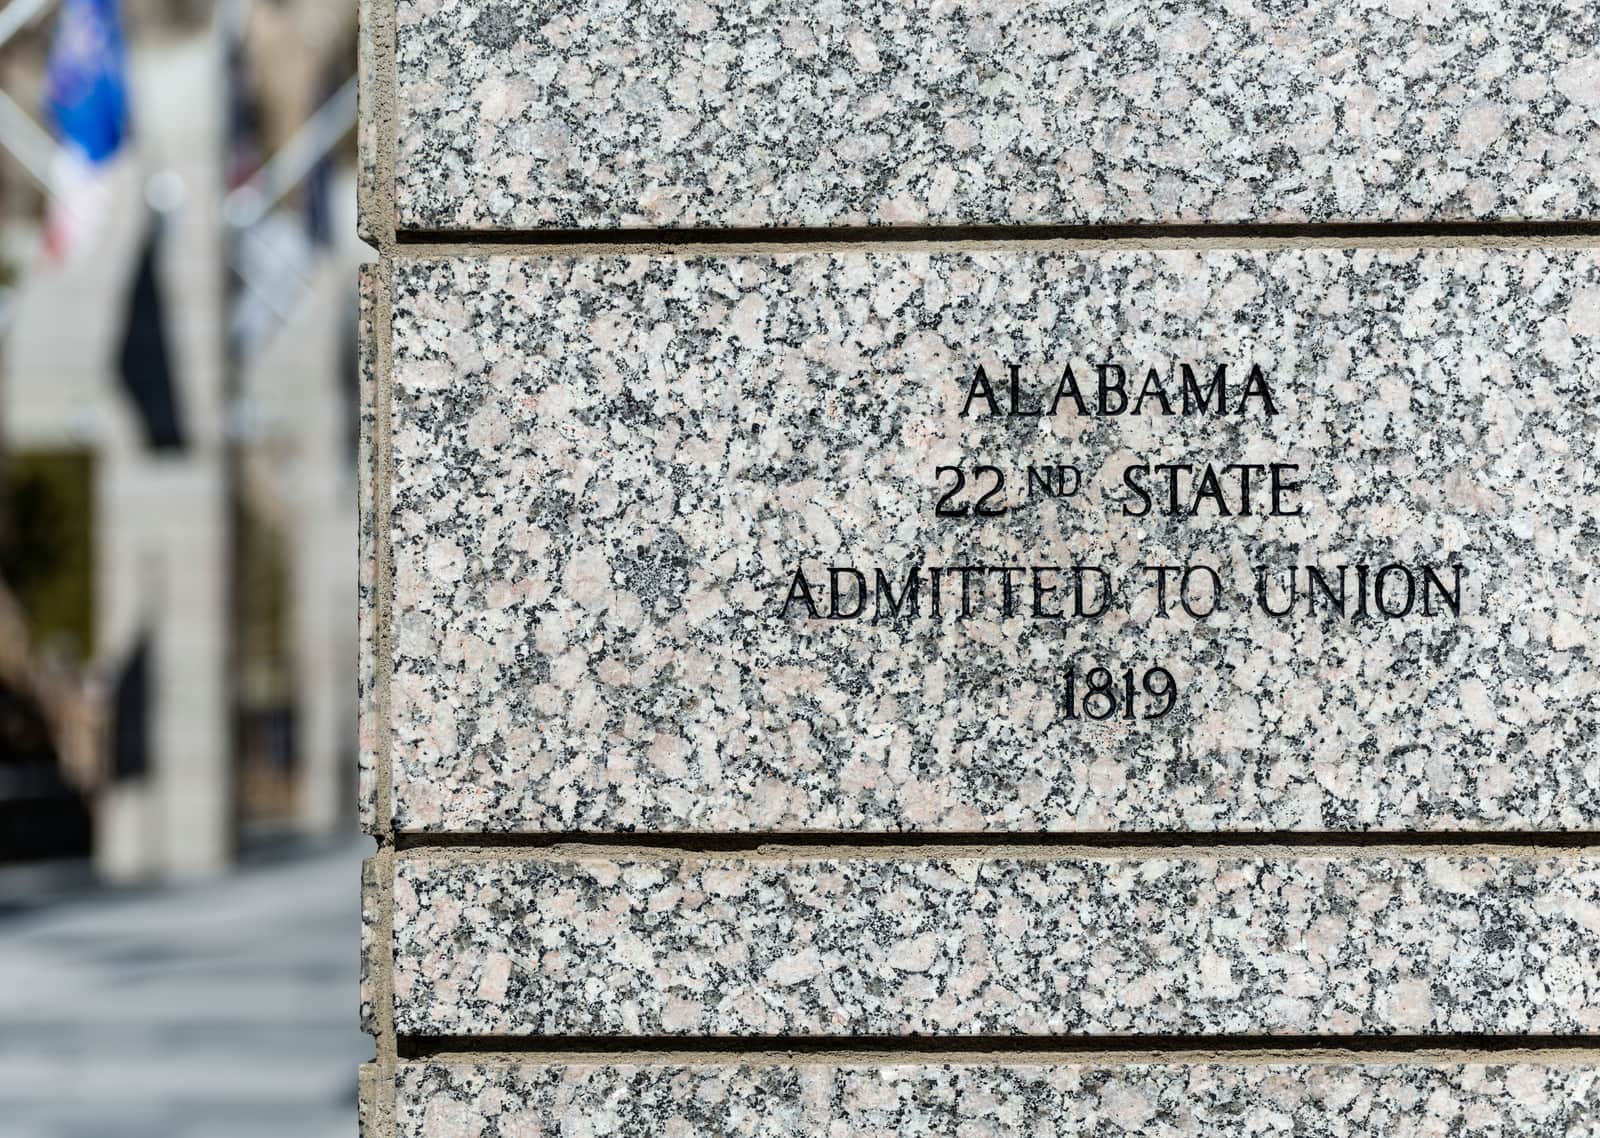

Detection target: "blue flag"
[45, 0, 128, 165]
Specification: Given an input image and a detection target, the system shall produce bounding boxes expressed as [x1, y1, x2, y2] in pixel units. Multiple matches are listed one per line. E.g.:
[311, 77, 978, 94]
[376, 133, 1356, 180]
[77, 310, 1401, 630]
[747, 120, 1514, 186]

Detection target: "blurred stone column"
[124, 33, 232, 880]
[4, 32, 233, 882]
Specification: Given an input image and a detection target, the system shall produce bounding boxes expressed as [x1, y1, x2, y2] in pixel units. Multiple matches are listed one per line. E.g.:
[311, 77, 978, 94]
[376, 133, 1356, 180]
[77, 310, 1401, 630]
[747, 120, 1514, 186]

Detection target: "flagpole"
[0, 0, 55, 47]
[221, 71, 356, 321]
[0, 0, 58, 193]
[0, 87, 54, 188]
[222, 74, 355, 232]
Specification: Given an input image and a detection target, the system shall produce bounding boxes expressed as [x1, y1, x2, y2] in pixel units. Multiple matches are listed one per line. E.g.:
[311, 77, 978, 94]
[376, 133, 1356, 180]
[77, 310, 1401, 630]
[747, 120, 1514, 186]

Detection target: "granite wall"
[358, 2, 1600, 1133]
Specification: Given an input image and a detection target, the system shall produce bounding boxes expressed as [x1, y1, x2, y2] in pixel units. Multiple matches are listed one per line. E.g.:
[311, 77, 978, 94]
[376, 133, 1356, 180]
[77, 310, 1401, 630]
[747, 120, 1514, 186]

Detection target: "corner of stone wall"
[357, 0, 399, 1132]
[356, 262, 379, 835]
[355, 0, 391, 250]
[358, 1062, 386, 1138]
[359, 855, 379, 1037]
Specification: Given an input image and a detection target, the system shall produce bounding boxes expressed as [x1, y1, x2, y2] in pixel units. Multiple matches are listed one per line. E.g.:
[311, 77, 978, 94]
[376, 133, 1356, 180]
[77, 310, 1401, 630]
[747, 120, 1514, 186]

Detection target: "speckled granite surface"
[357, 263, 380, 833]
[360, 857, 379, 1035]
[393, 0, 1600, 230]
[388, 852, 1600, 1036]
[394, 1060, 1600, 1136]
[387, 249, 1600, 834]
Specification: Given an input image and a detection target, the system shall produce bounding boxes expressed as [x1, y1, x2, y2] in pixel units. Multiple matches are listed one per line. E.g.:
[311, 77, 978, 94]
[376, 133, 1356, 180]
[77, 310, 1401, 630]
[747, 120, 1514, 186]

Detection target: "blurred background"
[0, 0, 368, 1134]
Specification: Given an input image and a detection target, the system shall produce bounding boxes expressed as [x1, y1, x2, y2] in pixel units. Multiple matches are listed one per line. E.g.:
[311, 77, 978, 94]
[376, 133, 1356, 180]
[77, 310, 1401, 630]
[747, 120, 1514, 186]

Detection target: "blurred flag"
[110, 630, 150, 780]
[42, 0, 129, 262]
[224, 24, 261, 191]
[117, 221, 185, 450]
[304, 127, 332, 246]
[303, 64, 341, 247]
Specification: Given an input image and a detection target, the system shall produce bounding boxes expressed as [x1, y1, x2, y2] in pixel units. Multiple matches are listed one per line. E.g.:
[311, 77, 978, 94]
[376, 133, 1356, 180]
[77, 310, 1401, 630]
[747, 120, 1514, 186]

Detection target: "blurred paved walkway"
[0, 840, 370, 1138]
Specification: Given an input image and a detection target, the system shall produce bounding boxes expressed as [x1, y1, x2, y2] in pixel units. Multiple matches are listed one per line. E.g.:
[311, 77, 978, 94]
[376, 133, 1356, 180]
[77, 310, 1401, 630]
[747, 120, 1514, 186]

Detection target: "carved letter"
[960, 365, 1001, 417]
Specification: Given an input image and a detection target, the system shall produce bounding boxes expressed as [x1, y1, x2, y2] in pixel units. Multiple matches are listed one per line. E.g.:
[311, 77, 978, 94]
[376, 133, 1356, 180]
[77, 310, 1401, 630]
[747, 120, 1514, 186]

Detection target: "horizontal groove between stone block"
[392, 831, 1600, 857]
[388, 218, 1600, 255]
[395, 1035, 1600, 1062]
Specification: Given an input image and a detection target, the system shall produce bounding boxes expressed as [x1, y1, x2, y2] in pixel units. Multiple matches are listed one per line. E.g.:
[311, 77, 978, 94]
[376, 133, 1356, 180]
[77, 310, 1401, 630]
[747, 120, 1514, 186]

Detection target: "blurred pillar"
[4, 33, 234, 882]
[138, 34, 233, 879]
[94, 782, 154, 880]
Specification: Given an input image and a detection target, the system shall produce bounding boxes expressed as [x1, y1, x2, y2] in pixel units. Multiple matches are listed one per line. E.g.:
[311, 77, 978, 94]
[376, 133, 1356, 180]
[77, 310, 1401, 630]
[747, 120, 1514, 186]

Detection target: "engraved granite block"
[389, 852, 1600, 1037]
[386, 248, 1600, 834]
[392, 0, 1600, 230]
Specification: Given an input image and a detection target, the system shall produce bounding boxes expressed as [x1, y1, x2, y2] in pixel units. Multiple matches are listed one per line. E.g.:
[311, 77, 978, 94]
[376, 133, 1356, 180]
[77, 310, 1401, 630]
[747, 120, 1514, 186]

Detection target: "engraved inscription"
[777, 357, 1468, 719]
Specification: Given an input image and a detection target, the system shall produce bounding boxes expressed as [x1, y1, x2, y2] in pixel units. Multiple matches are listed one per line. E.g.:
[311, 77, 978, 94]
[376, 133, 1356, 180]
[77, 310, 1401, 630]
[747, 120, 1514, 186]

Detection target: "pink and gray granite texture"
[386, 248, 1600, 834]
[393, 0, 1600, 230]
[360, 857, 379, 1035]
[394, 1060, 1600, 1137]
[358, 264, 380, 833]
[388, 852, 1600, 1037]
